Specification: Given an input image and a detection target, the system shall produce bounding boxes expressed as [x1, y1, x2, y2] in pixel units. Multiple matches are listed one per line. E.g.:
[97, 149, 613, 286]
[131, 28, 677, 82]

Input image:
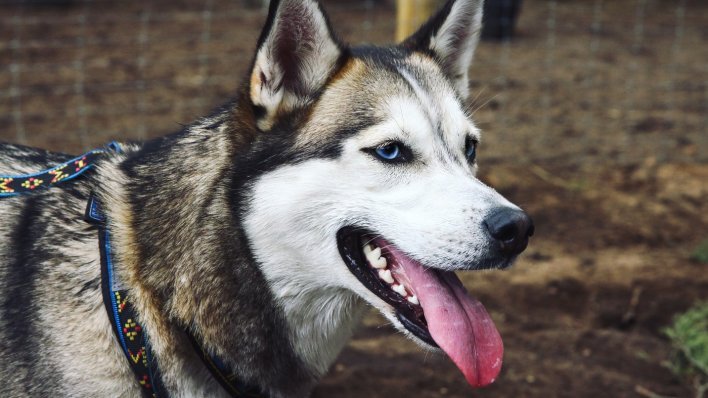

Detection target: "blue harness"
[1, 143, 264, 398]
[0, 142, 120, 197]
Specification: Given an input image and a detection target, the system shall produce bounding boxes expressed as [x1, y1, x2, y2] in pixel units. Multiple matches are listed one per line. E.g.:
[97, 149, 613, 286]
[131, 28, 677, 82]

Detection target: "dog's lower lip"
[336, 227, 437, 347]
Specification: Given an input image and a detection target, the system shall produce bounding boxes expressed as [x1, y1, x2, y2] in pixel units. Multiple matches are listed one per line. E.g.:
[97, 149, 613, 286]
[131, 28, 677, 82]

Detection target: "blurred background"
[1, 0, 706, 396]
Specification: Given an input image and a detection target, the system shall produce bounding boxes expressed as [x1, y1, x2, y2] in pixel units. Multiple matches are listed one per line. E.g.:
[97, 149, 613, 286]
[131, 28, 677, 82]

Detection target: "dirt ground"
[1, 0, 707, 397]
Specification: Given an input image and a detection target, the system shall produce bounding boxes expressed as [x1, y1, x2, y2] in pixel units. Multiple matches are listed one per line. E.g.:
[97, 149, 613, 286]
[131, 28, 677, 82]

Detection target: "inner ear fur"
[248, 0, 343, 131]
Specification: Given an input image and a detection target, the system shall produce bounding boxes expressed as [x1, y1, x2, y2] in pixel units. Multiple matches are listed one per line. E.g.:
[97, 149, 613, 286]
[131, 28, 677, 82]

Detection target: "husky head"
[241, 0, 533, 388]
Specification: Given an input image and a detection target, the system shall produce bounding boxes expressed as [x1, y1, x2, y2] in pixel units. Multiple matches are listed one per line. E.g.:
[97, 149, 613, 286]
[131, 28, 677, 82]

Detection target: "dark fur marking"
[252, 104, 267, 121]
[1, 196, 60, 393]
[350, 45, 410, 71]
[401, 0, 456, 59]
[77, 272, 101, 297]
[436, 120, 464, 165]
[204, 119, 224, 131]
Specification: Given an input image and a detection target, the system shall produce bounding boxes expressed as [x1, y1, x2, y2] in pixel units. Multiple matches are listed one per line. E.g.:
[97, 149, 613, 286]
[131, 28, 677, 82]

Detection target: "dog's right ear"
[249, 0, 342, 130]
[402, 0, 484, 100]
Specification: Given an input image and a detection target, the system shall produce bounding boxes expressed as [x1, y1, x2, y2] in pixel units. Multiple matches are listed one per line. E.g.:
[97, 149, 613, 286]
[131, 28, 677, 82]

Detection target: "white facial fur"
[243, 55, 518, 375]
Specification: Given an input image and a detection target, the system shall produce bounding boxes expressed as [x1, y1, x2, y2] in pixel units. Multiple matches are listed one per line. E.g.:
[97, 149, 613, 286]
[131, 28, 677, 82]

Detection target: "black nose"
[484, 208, 534, 256]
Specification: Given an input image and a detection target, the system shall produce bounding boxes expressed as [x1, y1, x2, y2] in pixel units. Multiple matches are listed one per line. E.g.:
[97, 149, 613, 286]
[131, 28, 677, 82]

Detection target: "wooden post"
[395, 0, 439, 42]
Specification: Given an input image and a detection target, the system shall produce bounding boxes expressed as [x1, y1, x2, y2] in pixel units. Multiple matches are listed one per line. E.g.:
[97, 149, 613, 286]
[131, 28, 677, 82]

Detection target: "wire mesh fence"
[0, 0, 705, 168]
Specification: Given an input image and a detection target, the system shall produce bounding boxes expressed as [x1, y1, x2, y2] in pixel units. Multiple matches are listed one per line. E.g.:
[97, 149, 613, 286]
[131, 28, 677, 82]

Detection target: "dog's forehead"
[388, 53, 478, 143]
[296, 51, 478, 150]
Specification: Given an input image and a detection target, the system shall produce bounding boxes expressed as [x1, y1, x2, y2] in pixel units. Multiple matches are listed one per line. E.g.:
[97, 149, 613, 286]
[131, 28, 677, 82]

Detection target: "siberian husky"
[0, 0, 533, 396]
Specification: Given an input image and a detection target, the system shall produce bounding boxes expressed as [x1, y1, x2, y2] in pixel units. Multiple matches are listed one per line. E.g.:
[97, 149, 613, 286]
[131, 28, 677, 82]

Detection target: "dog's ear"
[402, 0, 483, 99]
[249, 0, 342, 130]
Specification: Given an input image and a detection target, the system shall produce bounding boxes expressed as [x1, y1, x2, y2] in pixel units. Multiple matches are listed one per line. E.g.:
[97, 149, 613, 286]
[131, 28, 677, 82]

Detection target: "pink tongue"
[388, 246, 503, 387]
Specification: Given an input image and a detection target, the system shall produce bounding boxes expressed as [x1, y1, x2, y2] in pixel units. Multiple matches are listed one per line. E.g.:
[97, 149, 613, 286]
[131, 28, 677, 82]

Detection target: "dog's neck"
[96, 113, 322, 396]
[261, 267, 368, 377]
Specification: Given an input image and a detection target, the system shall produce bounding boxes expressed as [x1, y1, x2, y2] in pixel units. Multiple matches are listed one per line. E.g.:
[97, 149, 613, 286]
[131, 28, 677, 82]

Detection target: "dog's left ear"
[402, 0, 484, 99]
[249, 0, 342, 130]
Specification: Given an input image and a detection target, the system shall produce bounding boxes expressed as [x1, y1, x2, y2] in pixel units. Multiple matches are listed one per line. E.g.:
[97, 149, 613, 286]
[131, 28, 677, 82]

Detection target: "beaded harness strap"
[0, 142, 119, 197]
[85, 194, 169, 398]
[1, 143, 265, 398]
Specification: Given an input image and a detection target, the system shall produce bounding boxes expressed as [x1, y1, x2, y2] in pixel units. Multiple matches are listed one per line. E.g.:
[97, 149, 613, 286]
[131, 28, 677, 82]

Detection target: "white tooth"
[369, 247, 381, 260]
[378, 269, 394, 284]
[407, 295, 419, 305]
[392, 284, 408, 297]
[372, 256, 387, 269]
[363, 243, 373, 256]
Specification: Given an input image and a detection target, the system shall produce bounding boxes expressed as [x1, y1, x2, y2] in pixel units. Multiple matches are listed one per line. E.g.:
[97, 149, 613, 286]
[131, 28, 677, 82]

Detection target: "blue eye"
[365, 141, 412, 163]
[375, 143, 401, 161]
[465, 138, 477, 163]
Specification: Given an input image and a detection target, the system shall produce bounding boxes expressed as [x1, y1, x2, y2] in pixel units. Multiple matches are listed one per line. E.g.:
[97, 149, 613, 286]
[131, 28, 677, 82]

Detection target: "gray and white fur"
[0, 0, 532, 396]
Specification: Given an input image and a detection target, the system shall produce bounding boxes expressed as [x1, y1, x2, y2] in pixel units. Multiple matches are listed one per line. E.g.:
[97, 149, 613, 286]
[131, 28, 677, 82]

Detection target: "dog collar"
[2, 142, 264, 397]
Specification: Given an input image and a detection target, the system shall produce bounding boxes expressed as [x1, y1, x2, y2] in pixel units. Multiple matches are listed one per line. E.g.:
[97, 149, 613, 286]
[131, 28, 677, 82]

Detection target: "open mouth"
[337, 227, 504, 388]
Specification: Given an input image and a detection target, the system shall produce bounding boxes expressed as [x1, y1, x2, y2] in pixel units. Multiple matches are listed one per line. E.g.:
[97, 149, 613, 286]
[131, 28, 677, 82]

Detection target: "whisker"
[361, 234, 384, 247]
[469, 92, 500, 116]
[466, 86, 487, 115]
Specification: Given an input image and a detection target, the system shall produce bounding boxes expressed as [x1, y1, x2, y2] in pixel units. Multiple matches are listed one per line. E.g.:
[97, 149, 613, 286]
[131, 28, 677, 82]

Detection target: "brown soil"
[1, 0, 706, 397]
